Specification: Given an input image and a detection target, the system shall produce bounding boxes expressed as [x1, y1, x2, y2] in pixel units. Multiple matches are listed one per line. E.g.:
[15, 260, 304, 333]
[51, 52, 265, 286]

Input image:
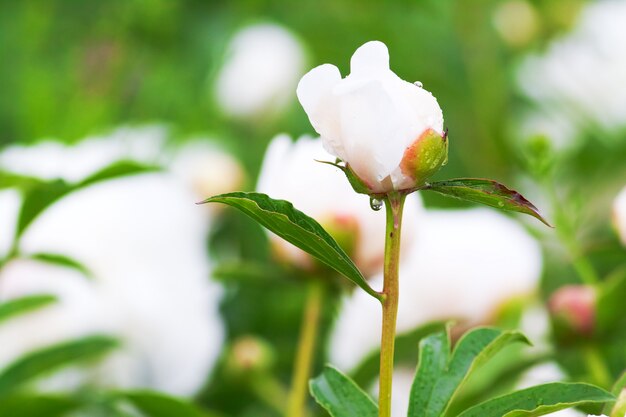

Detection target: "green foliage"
[456, 383, 614, 417]
[422, 178, 551, 226]
[121, 391, 221, 417]
[309, 366, 378, 417]
[27, 253, 92, 278]
[0, 394, 80, 417]
[0, 295, 57, 324]
[200, 192, 380, 299]
[0, 335, 118, 396]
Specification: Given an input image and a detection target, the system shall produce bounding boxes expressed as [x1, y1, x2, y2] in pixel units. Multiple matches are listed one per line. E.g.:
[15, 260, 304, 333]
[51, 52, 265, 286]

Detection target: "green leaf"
[457, 383, 614, 417]
[603, 371, 626, 415]
[422, 178, 551, 226]
[309, 366, 378, 417]
[26, 253, 93, 278]
[0, 394, 79, 417]
[200, 192, 379, 300]
[0, 335, 118, 396]
[0, 295, 58, 324]
[15, 160, 157, 239]
[121, 391, 219, 417]
[408, 330, 450, 417]
[0, 171, 44, 191]
[408, 327, 530, 417]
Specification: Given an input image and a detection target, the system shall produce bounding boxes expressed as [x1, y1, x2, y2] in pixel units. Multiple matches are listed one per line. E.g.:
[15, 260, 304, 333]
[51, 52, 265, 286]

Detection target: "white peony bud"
[614, 185, 626, 246]
[330, 208, 542, 370]
[215, 23, 306, 119]
[256, 134, 424, 276]
[297, 41, 446, 194]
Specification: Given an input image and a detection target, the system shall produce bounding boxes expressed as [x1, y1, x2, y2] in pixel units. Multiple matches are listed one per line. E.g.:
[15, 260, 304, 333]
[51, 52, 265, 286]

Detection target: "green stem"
[583, 345, 612, 388]
[250, 374, 289, 415]
[378, 192, 406, 417]
[286, 279, 323, 417]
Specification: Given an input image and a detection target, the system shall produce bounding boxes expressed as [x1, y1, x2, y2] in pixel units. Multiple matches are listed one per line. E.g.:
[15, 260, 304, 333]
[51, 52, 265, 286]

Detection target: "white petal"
[296, 64, 345, 159]
[350, 41, 390, 77]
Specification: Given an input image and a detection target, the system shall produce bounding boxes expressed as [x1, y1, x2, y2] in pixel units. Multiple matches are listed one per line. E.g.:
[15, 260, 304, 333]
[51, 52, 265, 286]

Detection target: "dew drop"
[370, 197, 383, 211]
[497, 201, 505, 208]
[413, 81, 423, 88]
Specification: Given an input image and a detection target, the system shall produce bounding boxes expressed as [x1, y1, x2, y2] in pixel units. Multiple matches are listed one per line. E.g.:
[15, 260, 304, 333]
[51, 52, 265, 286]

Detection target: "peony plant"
[201, 41, 618, 417]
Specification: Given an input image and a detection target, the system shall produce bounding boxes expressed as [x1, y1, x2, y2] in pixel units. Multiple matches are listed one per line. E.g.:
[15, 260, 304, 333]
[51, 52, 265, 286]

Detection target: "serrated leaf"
[422, 178, 550, 226]
[200, 192, 380, 299]
[0, 394, 79, 417]
[0, 335, 118, 396]
[0, 295, 58, 324]
[457, 383, 614, 417]
[309, 366, 378, 417]
[407, 327, 530, 417]
[15, 160, 157, 239]
[121, 391, 219, 417]
[408, 330, 450, 416]
[27, 253, 93, 278]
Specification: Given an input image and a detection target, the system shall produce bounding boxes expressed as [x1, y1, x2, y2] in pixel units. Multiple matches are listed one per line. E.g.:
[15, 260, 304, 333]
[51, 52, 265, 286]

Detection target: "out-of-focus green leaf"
[603, 371, 626, 415]
[15, 160, 158, 239]
[457, 383, 614, 417]
[200, 192, 380, 300]
[421, 178, 551, 226]
[0, 394, 79, 417]
[0, 335, 118, 396]
[0, 295, 57, 324]
[121, 391, 220, 417]
[408, 329, 450, 417]
[309, 366, 377, 417]
[212, 261, 288, 284]
[0, 171, 43, 191]
[597, 267, 626, 334]
[412, 327, 530, 417]
[27, 253, 92, 278]
[351, 322, 446, 387]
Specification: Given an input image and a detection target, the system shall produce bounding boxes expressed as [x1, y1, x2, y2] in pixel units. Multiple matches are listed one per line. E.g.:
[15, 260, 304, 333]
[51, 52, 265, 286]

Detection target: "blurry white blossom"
[370, 368, 415, 417]
[257, 134, 424, 276]
[298, 41, 446, 193]
[215, 23, 306, 119]
[517, 0, 626, 148]
[0, 190, 20, 259]
[330, 208, 542, 370]
[614, 185, 626, 245]
[0, 128, 229, 396]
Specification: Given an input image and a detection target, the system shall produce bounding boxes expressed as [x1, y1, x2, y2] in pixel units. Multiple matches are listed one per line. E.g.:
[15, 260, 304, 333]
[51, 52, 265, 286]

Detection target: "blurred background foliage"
[1, 0, 626, 416]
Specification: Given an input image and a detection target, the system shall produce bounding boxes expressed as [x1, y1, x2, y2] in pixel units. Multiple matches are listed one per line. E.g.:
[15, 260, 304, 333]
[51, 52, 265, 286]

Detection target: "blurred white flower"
[370, 368, 414, 417]
[170, 140, 245, 201]
[215, 23, 306, 119]
[7, 174, 224, 396]
[517, 0, 626, 148]
[330, 208, 542, 370]
[257, 134, 424, 276]
[614, 185, 626, 246]
[297, 41, 446, 194]
[0, 190, 20, 259]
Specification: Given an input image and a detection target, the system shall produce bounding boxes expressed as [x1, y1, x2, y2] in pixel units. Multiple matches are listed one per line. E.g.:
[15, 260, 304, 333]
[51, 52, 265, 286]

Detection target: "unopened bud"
[549, 285, 596, 336]
[226, 336, 274, 376]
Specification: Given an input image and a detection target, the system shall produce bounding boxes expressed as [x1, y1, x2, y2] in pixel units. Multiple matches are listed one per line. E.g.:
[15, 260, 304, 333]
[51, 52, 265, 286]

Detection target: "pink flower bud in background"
[297, 41, 446, 194]
[549, 285, 596, 336]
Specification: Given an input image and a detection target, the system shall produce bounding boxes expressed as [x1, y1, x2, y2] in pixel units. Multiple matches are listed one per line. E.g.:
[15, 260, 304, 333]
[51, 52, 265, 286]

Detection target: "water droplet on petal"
[370, 197, 383, 211]
[413, 81, 423, 88]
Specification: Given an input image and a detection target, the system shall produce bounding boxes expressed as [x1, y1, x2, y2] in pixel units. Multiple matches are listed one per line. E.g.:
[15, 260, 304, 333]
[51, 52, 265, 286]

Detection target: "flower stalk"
[287, 279, 324, 417]
[378, 192, 406, 417]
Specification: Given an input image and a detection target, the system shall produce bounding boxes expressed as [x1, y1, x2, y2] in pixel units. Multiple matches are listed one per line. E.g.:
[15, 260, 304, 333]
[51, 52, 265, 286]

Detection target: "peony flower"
[297, 41, 447, 194]
[2, 174, 225, 396]
[330, 208, 542, 370]
[548, 285, 596, 336]
[516, 0, 626, 149]
[614, 185, 626, 246]
[256, 134, 424, 276]
[215, 23, 307, 119]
